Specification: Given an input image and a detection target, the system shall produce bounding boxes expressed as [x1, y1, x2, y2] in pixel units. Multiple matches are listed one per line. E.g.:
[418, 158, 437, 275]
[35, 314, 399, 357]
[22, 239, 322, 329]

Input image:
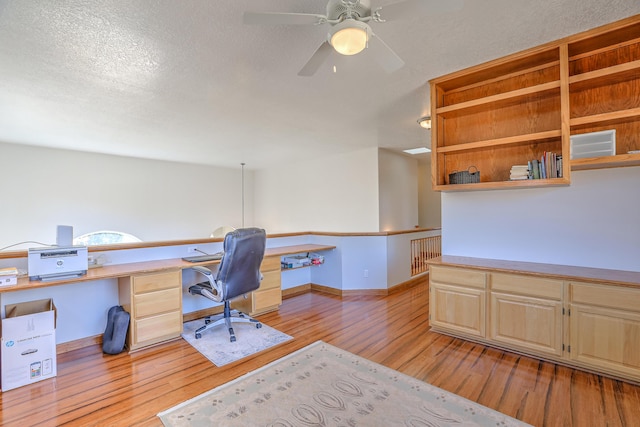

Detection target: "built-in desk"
[1, 244, 335, 352]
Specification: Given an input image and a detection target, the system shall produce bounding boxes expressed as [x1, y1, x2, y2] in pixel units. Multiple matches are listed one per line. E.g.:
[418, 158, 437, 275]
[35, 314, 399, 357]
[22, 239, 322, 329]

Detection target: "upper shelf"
[436, 81, 561, 118]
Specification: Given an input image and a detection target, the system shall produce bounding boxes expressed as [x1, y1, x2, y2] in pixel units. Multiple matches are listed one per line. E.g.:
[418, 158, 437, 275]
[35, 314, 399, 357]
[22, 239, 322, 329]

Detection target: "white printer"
[28, 246, 88, 281]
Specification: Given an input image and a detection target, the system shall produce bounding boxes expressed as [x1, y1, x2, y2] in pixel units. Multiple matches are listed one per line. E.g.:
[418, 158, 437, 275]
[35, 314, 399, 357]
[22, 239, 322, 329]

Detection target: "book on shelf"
[509, 164, 530, 181]
[526, 152, 562, 179]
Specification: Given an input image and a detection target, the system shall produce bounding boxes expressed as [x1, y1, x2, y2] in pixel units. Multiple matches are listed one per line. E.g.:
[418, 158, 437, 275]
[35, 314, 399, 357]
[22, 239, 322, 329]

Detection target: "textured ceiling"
[1, 1, 639, 170]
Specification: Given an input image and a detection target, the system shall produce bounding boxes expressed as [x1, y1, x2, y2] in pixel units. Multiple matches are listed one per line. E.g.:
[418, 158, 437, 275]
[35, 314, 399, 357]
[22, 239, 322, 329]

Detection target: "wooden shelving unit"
[430, 15, 640, 191]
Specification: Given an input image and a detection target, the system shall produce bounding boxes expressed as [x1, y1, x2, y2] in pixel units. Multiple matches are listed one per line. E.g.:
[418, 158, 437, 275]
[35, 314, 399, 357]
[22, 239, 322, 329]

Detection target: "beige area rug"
[158, 341, 531, 427]
[181, 318, 292, 367]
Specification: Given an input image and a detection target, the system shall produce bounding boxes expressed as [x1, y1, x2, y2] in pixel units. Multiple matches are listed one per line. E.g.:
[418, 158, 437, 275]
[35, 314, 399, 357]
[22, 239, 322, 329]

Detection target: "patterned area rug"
[158, 341, 531, 426]
[181, 318, 292, 367]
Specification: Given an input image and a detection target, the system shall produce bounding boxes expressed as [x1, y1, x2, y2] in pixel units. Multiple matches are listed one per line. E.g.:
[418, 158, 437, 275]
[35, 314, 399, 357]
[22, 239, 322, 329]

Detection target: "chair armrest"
[192, 266, 215, 281]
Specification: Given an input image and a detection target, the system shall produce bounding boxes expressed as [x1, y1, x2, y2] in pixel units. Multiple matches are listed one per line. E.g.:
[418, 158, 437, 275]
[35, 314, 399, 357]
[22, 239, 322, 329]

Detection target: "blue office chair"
[188, 227, 266, 342]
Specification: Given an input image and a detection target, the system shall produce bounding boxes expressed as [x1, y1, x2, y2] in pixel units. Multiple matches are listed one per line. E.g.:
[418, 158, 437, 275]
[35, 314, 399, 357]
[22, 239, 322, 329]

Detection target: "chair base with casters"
[189, 282, 262, 342]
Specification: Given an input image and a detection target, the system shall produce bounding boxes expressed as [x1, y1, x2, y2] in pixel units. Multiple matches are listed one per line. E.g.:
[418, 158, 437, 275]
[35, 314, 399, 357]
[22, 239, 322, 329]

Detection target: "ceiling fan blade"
[243, 11, 326, 26]
[298, 41, 334, 76]
[374, 0, 464, 21]
[367, 35, 405, 73]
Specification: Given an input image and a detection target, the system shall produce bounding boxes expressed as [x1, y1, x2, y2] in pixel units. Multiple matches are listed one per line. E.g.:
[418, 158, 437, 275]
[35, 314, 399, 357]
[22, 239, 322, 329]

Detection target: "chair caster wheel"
[195, 333, 202, 339]
[256, 323, 262, 329]
[230, 336, 236, 342]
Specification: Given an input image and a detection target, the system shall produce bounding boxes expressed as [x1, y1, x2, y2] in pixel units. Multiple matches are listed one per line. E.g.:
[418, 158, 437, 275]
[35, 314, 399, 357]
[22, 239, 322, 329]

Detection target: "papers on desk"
[0, 267, 18, 286]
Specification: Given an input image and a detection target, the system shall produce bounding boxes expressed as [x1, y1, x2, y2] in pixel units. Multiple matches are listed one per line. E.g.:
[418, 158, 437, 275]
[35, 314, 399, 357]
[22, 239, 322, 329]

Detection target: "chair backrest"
[215, 227, 266, 301]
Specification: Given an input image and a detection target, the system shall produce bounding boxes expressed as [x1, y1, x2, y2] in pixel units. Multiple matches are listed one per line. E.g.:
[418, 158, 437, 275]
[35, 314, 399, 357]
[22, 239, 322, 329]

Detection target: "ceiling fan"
[244, 0, 464, 76]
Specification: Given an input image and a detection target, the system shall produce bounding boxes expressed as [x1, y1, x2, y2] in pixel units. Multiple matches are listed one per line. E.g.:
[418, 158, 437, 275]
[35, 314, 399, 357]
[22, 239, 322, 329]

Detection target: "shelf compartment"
[436, 81, 561, 118]
[569, 59, 640, 91]
[434, 47, 560, 93]
[570, 107, 640, 128]
[436, 139, 564, 186]
[437, 130, 562, 154]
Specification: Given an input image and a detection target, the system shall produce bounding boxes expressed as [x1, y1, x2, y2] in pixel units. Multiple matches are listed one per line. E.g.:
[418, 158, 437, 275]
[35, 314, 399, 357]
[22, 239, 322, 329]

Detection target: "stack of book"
[509, 165, 530, 180]
[0, 267, 18, 286]
[528, 152, 563, 180]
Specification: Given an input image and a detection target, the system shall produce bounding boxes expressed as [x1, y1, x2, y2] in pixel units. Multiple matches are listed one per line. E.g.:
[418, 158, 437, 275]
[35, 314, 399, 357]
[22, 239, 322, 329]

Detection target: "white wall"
[378, 149, 419, 231]
[253, 147, 380, 233]
[0, 142, 251, 249]
[442, 167, 640, 272]
[418, 157, 441, 228]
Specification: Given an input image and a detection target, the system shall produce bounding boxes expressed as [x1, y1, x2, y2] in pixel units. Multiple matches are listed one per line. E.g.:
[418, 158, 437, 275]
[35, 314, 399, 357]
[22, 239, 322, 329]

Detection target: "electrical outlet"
[363, 269, 369, 278]
[187, 246, 197, 253]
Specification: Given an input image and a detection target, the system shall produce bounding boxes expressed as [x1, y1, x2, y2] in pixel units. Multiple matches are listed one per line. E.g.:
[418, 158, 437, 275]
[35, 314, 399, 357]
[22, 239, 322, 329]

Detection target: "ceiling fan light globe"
[331, 27, 367, 55]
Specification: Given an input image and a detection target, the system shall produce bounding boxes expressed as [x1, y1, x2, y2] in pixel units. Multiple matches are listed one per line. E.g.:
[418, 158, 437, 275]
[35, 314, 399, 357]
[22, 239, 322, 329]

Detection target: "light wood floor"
[1, 279, 639, 426]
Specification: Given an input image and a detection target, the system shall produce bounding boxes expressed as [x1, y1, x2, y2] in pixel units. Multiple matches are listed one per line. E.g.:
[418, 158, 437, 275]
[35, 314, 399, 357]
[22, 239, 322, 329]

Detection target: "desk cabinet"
[119, 270, 183, 351]
[232, 255, 281, 316]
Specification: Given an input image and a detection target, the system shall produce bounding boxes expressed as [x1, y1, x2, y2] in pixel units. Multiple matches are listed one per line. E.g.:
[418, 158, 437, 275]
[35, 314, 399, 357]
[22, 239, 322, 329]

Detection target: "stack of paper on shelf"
[0, 267, 18, 286]
[509, 165, 530, 180]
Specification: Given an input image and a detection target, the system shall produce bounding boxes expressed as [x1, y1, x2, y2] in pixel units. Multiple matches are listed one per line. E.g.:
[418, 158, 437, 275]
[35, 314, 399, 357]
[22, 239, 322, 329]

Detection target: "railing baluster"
[410, 235, 441, 276]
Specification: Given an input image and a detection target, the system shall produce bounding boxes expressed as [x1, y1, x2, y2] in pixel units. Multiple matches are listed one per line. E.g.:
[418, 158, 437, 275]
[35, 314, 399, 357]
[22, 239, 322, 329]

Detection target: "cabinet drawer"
[569, 282, 640, 312]
[430, 266, 486, 289]
[254, 288, 282, 310]
[491, 273, 562, 300]
[260, 270, 281, 291]
[133, 270, 181, 294]
[134, 287, 181, 318]
[134, 310, 183, 344]
[261, 255, 281, 272]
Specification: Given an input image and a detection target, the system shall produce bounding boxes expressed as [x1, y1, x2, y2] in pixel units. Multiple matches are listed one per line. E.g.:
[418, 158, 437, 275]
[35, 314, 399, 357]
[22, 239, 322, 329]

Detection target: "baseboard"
[282, 284, 311, 299]
[56, 277, 429, 354]
[57, 334, 102, 354]
[310, 283, 342, 296]
[388, 272, 429, 294]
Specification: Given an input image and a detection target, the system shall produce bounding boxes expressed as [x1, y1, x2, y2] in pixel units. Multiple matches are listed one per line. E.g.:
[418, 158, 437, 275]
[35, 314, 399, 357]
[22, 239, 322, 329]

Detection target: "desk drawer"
[134, 287, 181, 318]
[254, 288, 281, 311]
[133, 271, 181, 294]
[261, 256, 281, 272]
[260, 270, 281, 291]
[134, 310, 182, 345]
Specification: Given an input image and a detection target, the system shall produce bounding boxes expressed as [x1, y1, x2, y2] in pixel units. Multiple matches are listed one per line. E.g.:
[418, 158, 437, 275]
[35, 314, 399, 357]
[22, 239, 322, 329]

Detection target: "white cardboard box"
[1, 299, 57, 392]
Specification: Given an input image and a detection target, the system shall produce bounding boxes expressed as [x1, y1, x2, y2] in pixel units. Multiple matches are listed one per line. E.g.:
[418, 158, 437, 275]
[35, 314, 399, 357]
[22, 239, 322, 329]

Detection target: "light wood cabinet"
[232, 255, 282, 316]
[428, 258, 640, 383]
[430, 15, 640, 191]
[119, 270, 183, 351]
[568, 282, 640, 381]
[489, 273, 563, 357]
[429, 266, 486, 338]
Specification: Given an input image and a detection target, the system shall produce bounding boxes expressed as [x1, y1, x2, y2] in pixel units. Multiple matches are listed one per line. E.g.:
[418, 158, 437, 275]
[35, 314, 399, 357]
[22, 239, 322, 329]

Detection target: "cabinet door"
[430, 283, 485, 338]
[569, 304, 640, 381]
[490, 292, 563, 357]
